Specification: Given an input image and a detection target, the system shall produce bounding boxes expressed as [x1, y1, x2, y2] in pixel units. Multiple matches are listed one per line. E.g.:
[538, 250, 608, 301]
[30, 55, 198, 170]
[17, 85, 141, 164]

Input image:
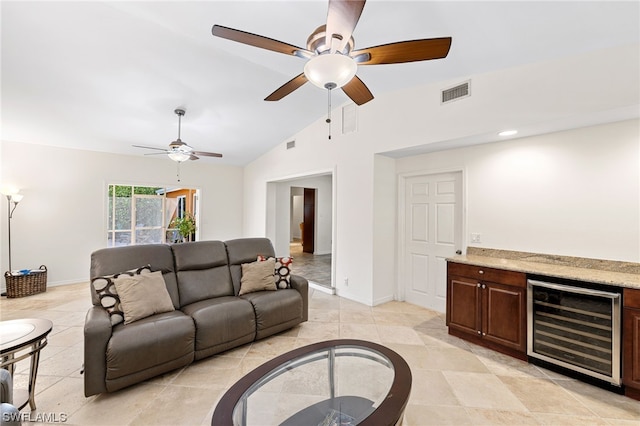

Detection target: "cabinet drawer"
[448, 262, 526, 288]
[624, 288, 640, 308]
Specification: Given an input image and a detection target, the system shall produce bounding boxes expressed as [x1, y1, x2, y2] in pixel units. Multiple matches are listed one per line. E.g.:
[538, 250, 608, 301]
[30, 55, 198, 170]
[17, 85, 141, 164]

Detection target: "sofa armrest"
[83, 306, 112, 397]
[290, 275, 309, 322]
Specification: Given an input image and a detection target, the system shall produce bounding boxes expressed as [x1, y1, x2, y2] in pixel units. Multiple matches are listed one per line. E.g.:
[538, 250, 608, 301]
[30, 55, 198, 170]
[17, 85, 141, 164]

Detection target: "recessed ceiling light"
[498, 130, 518, 137]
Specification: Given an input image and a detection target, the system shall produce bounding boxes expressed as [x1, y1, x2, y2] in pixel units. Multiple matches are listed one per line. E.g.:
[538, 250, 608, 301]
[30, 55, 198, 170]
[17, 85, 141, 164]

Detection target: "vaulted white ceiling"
[2, 1, 639, 165]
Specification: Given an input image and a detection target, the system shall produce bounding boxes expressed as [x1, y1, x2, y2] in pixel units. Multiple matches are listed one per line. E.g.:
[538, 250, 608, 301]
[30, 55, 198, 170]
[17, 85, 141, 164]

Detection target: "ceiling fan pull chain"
[326, 83, 335, 140]
[177, 162, 181, 182]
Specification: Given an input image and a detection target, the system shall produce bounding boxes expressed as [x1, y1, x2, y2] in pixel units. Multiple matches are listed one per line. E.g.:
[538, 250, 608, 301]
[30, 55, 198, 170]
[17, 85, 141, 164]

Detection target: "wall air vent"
[286, 140, 296, 150]
[441, 80, 470, 104]
[342, 104, 357, 134]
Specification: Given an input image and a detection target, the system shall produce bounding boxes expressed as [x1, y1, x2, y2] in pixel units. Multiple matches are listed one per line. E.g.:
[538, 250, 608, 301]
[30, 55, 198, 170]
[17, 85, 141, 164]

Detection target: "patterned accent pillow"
[91, 265, 152, 326]
[257, 255, 293, 289]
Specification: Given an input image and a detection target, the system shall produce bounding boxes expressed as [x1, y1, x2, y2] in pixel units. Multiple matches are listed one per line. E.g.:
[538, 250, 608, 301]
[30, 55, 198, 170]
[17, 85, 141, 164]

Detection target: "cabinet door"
[482, 281, 526, 353]
[447, 275, 480, 336]
[623, 307, 640, 396]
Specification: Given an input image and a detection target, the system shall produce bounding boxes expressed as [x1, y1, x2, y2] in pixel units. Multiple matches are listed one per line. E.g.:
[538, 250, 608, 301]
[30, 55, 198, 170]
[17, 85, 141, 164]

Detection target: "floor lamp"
[4, 193, 23, 273]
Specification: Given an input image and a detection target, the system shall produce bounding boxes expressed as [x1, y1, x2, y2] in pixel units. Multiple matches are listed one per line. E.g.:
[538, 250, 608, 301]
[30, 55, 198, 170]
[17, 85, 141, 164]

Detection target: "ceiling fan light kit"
[304, 53, 357, 89]
[167, 151, 191, 162]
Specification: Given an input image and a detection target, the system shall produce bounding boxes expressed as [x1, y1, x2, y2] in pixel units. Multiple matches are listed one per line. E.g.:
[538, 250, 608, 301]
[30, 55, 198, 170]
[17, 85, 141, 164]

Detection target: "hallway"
[289, 242, 331, 288]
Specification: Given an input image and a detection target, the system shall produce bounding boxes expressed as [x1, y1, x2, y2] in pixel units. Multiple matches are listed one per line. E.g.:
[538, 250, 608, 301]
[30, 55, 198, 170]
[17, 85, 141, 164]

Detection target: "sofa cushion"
[172, 241, 234, 306]
[239, 258, 277, 295]
[90, 244, 180, 309]
[91, 265, 151, 326]
[257, 255, 293, 289]
[226, 238, 276, 295]
[114, 271, 175, 324]
[241, 289, 303, 339]
[181, 296, 256, 359]
[106, 310, 194, 380]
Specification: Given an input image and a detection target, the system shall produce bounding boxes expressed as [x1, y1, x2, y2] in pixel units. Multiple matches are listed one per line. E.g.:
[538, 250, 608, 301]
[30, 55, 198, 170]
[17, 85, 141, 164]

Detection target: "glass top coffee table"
[213, 339, 412, 426]
[0, 318, 53, 410]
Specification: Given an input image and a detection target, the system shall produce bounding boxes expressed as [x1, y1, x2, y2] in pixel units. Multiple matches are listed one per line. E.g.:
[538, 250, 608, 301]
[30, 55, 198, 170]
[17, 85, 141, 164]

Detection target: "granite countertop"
[448, 248, 640, 290]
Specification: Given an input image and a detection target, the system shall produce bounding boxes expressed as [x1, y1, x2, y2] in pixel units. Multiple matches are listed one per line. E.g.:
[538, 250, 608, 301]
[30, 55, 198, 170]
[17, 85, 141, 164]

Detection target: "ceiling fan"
[133, 108, 223, 162]
[211, 0, 452, 106]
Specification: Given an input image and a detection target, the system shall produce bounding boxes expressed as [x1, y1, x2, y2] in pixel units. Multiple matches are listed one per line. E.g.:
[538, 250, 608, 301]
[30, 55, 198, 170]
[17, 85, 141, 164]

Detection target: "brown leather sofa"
[83, 238, 308, 397]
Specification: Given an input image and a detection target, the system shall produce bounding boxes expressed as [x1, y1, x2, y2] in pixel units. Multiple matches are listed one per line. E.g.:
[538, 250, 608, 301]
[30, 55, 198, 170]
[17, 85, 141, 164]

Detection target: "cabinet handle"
[477, 283, 481, 288]
[482, 332, 486, 336]
[482, 284, 486, 289]
[477, 330, 481, 335]
[478, 270, 484, 274]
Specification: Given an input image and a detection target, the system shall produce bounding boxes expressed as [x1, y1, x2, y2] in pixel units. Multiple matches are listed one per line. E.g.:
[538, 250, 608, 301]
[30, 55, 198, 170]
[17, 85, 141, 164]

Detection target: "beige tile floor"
[289, 242, 331, 288]
[1, 283, 639, 425]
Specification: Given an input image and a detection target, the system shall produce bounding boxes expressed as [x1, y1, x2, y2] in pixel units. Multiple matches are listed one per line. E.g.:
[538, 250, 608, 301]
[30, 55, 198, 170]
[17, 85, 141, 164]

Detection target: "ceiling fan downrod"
[175, 108, 185, 142]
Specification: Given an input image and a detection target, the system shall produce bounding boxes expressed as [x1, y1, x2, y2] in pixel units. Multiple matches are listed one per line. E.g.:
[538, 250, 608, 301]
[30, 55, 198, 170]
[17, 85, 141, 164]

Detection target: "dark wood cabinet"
[447, 260, 639, 401]
[447, 262, 527, 359]
[623, 288, 640, 400]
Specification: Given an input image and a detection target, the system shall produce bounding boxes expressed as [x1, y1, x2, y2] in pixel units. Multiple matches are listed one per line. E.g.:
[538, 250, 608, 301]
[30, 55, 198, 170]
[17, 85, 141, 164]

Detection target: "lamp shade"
[304, 54, 357, 89]
[11, 194, 23, 203]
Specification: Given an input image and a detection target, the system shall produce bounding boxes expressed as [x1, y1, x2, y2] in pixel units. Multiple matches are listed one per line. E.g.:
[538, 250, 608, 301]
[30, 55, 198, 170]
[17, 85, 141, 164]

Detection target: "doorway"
[266, 172, 334, 291]
[106, 184, 200, 246]
[399, 171, 462, 312]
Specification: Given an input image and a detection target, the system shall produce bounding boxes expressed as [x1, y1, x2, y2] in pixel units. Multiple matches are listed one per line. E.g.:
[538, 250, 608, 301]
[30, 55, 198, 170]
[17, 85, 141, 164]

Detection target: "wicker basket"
[4, 265, 47, 298]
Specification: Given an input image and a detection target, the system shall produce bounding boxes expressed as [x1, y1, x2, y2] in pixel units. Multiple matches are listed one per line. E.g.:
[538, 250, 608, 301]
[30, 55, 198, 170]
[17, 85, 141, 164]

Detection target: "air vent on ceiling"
[441, 80, 470, 104]
[286, 140, 296, 150]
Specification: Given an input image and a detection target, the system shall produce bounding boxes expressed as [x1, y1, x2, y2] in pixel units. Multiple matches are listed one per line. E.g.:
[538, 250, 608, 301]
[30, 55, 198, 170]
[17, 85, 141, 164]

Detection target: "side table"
[0, 318, 53, 410]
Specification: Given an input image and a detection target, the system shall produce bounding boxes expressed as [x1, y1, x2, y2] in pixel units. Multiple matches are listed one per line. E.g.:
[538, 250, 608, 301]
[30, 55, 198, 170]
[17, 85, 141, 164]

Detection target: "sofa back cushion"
[225, 238, 276, 295]
[90, 244, 180, 309]
[172, 240, 234, 306]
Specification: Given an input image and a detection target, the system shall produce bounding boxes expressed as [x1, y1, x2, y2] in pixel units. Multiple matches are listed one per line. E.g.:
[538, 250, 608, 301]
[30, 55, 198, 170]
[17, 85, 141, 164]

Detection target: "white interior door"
[403, 172, 462, 312]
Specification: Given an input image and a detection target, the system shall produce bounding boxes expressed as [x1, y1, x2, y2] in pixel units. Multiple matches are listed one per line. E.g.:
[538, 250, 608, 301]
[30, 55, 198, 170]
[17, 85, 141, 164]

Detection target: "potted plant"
[170, 213, 196, 242]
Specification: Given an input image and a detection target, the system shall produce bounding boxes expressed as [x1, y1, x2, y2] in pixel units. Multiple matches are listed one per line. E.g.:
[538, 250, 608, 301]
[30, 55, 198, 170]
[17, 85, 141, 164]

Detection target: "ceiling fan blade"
[352, 37, 452, 65]
[264, 73, 308, 101]
[212, 25, 312, 57]
[192, 151, 223, 158]
[133, 144, 168, 152]
[188, 154, 199, 161]
[342, 75, 374, 106]
[325, 0, 366, 53]
[143, 152, 170, 156]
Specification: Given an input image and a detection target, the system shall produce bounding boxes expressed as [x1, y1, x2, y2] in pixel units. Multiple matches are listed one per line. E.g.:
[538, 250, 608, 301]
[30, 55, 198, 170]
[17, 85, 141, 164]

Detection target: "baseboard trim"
[309, 281, 335, 295]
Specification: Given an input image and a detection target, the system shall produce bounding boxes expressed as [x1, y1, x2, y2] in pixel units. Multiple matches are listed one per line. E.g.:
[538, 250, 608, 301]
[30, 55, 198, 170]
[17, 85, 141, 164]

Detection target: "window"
[107, 185, 199, 247]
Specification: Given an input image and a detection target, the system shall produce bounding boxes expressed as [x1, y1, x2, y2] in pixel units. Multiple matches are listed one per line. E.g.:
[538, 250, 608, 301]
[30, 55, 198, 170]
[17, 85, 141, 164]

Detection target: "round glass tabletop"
[0, 318, 53, 353]
[213, 339, 412, 426]
[0, 323, 36, 345]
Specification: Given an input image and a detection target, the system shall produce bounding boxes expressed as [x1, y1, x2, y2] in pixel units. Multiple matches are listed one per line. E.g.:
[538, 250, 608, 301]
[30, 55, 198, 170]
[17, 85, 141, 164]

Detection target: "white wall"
[395, 120, 640, 262]
[290, 192, 303, 240]
[0, 141, 244, 287]
[244, 44, 639, 306]
[372, 155, 397, 305]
